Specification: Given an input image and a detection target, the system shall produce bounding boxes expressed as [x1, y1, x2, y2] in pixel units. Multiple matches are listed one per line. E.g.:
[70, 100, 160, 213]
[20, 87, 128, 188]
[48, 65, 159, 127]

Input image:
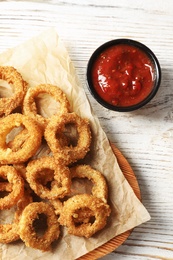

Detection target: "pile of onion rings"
[0, 66, 111, 252]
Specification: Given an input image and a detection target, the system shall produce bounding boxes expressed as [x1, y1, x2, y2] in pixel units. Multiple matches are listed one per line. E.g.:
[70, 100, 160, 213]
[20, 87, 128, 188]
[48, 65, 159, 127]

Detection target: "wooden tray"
[78, 144, 141, 260]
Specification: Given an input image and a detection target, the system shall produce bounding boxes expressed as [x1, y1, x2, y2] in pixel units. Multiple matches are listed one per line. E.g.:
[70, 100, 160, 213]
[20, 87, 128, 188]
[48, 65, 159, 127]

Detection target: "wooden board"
[78, 144, 141, 259]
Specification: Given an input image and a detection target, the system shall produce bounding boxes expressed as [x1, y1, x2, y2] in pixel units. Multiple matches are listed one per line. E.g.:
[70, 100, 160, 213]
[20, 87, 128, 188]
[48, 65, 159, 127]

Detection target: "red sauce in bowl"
[91, 44, 155, 107]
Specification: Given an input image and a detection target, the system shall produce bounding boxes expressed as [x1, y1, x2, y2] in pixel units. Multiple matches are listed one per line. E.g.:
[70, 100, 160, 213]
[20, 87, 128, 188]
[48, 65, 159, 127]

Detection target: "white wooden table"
[0, 0, 173, 259]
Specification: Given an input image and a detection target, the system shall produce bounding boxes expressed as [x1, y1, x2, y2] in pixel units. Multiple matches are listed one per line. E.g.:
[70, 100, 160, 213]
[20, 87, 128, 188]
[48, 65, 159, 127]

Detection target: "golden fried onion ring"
[8, 128, 29, 153]
[49, 199, 63, 216]
[70, 164, 108, 203]
[0, 182, 12, 192]
[59, 194, 111, 238]
[23, 84, 70, 129]
[0, 113, 42, 164]
[0, 188, 32, 244]
[0, 66, 27, 117]
[19, 202, 60, 251]
[0, 165, 24, 210]
[44, 112, 91, 165]
[13, 163, 27, 180]
[51, 164, 108, 218]
[26, 157, 71, 200]
[44, 163, 109, 220]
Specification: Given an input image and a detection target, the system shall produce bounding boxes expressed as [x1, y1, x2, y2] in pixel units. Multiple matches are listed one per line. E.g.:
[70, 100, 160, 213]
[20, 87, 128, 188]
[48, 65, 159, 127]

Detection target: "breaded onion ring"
[19, 202, 60, 251]
[0, 66, 27, 117]
[49, 199, 63, 216]
[72, 207, 94, 226]
[50, 164, 108, 218]
[44, 112, 91, 165]
[0, 165, 24, 210]
[0, 182, 12, 192]
[70, 164, 108, 203]
[22, 84, 70, 129]
[0, 113, 42, 164]
[8, 128, 29, 153]
[0, 188, 32, 244]
[59, 194, 111, 238]
[13, 163, 27, 180]
[26, 157, 71, 200]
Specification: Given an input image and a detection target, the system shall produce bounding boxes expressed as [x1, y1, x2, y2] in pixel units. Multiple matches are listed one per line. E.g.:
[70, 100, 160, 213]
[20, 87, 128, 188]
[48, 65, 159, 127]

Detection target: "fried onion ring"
[22, 84, 70, 129]
[0, 188, 32, 244]
[0, 182, 12, 192]
[51, 164, 108, 218]
[44, 112, 91, 165]
[49, 199, 63, 216]
[19, 202, 60, 251]
[7, 128, 29, 153]
[0, 113, 42, 164]
[70, 164, 108, 203]
[26, 157, 71, 200]
[13, 163, 27, 180]
[0, 165, 24, 210]
[59, 194, 111, 238]
[0, 66, 27, 117]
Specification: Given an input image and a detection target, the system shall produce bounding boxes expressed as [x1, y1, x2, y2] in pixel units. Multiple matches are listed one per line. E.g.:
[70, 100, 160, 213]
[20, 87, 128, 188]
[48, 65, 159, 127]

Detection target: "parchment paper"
[0, 28, 150, 260]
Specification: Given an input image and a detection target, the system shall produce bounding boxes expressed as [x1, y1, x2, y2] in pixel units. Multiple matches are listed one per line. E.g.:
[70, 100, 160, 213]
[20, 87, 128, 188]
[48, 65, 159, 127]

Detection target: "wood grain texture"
[0, 0, 173, 259]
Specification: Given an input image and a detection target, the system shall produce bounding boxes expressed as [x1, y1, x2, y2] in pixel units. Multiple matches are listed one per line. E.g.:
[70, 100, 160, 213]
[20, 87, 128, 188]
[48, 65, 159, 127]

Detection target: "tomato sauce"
[91, 44, 155, 107]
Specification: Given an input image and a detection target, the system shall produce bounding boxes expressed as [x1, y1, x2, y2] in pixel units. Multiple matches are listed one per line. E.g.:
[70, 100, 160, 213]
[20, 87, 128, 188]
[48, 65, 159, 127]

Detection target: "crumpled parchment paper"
[0, 28, 150, 260]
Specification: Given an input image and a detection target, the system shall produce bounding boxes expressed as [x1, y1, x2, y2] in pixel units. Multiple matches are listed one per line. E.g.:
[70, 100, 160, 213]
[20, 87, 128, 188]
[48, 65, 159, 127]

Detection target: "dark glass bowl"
[86, 39, 161, 112]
